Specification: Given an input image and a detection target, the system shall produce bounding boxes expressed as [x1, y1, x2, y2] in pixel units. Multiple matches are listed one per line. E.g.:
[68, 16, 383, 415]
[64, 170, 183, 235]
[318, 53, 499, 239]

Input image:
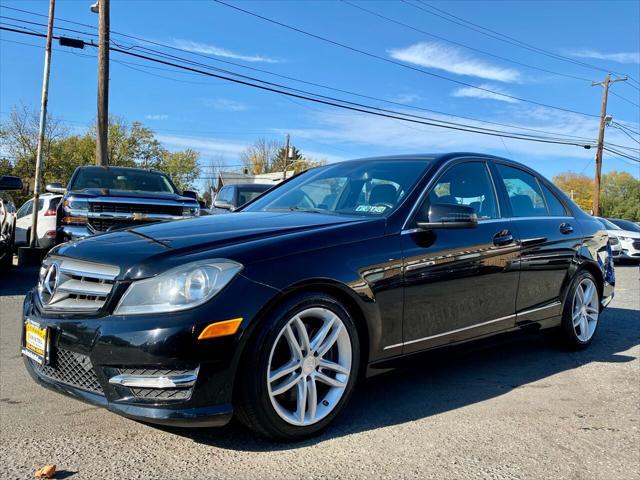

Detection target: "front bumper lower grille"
[32, 348, 103, 394]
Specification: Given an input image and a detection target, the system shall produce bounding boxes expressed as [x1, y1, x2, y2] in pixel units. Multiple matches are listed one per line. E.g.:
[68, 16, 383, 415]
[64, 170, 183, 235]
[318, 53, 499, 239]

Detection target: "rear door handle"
[493, 230, 514, 246]
[559, 223, 573, 234]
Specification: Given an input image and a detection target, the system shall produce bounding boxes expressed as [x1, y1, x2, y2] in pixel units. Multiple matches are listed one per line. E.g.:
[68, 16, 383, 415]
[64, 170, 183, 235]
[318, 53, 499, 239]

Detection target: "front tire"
[559, 271, 601, 349]
[236, 292, 360, 441]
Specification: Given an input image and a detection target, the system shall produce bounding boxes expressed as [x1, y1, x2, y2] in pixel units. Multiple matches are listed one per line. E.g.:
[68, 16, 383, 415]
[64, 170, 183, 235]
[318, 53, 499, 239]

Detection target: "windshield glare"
[71, 167, 177, 194]
[598, 218, 620, 230]
[244, 159, 431, 216]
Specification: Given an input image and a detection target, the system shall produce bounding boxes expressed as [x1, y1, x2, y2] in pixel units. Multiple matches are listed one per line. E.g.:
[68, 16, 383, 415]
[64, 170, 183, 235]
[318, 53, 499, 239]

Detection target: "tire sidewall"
[244, 292, 360, 440]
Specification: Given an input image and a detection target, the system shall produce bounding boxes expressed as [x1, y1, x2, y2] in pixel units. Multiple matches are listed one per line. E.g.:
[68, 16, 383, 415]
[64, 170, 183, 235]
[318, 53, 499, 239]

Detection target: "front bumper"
[21, 273, 279, 427]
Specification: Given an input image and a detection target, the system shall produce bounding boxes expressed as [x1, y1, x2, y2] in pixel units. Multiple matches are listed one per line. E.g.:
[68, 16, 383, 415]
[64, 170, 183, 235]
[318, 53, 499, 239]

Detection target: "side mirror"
[0, 175, 23, 191]
[213, 200, 233, 211]
[417, 203, 478, 229]
[45, 182, 65, 194]
[182, 190, 197, 200]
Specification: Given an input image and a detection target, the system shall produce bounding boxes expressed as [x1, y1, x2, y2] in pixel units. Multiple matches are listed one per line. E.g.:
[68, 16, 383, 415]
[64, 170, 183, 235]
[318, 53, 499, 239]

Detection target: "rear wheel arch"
[563, 260, 604, 309]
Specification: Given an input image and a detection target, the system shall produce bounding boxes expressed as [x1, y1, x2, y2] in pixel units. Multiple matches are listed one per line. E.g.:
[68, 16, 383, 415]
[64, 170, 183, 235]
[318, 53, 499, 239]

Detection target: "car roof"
[233, 183, 272, 188]
[335, 152, 526, 168]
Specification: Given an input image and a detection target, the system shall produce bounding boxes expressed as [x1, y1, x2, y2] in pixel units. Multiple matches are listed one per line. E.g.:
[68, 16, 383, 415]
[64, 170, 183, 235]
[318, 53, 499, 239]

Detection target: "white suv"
[15, 194, 62, 249]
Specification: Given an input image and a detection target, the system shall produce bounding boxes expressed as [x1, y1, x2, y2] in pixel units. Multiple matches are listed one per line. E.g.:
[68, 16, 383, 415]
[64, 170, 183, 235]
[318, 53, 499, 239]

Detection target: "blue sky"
[1, 0, 639, 191]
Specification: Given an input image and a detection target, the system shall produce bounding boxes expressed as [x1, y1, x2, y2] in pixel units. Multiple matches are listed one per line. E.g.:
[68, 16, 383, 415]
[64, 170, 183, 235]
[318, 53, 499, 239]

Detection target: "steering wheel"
[300, 192, 317, 209]
[371, 202, 394, 211]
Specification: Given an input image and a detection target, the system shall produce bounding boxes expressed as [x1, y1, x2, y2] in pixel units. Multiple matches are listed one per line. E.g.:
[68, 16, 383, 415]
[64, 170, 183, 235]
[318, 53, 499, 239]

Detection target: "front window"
[244, 159, 432, 216]
[70, 167, 177, 194]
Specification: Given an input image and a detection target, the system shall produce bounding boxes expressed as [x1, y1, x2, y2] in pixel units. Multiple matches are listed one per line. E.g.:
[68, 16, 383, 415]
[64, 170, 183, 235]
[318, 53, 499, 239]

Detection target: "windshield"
[597, 218, 621, 230]
[243, 159, 432, 216]
[237, 185, 271, 206]
[71, 167, 177, 194]
[609, 219, 640, 232]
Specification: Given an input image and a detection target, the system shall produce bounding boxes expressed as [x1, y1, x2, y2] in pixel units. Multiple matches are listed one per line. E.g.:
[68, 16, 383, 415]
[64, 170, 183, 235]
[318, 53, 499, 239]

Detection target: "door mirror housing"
[45, 182, 65, 194]
[214, 200, 234, 211]
[417, 203, 478, 229]
[0, 175, 23, 191]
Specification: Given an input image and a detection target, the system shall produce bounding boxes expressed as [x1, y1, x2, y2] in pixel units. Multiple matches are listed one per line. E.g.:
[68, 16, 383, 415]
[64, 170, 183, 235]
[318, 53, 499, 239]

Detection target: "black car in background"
[212, 183, 272, 213]
[0, 175, 23, 270]
[46, 166, 200, 241]
[22, 153, 614, 440]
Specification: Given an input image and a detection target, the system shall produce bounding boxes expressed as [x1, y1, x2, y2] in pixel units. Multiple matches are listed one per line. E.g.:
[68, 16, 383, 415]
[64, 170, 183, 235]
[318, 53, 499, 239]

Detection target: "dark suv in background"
[46, 166, 200, 241]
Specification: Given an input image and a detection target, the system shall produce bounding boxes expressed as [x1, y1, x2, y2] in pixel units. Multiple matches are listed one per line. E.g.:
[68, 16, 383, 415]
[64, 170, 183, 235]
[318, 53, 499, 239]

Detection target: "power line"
[5, 9, 632, 147]
[612, 122, 640, 136]
[340, 0, 592, 83]
[4, 25, 639, 161]
[211, 0, 599, 118]
[611, 125, 640, 145]
[0, 20, 601, 145]
[609, 90, 640, 109]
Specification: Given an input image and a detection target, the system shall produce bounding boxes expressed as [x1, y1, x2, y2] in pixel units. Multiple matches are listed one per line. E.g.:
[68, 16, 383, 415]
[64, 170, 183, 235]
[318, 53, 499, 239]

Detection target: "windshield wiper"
[265, 206, 329, 214]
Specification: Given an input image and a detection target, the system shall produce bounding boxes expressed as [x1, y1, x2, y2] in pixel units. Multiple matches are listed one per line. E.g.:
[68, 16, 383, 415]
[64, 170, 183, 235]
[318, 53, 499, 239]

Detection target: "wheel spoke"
[572, 309, 582, 326]
[585, 312, 598, 323]
[315, 370, 347, 388]
[575, 285, 585, 306]
[306, 377, 317, 422]
[292, 316, 311, 355]
[319, 358, 350, 375]
[271, 372, 301, 396]
[283, 325, 303, 360]
[317, 322, 343, 357]
[296, 377, 307, 422]
[580, 316, 589, 339]
[269, 360, 299, 384]
[310, 314, 336, 352]
[585, 305, 599, 315]
[584, 283, 595, 305]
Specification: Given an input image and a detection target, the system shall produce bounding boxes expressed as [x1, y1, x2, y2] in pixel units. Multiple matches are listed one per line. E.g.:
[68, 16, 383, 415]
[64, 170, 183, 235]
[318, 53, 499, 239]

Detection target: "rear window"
[497, 164, 547, 217]
[237, 186, 270, 206]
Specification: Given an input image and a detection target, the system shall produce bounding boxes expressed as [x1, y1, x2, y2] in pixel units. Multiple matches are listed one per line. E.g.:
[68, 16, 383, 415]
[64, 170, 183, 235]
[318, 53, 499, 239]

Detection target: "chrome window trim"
[383, 313, 516, 350]
[517, 301, 562, 317]
[401, 156, 502, 231]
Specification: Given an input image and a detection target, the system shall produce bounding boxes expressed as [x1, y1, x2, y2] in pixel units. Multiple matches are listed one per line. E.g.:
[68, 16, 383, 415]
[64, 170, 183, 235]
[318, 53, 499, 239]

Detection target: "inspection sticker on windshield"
[356, 205, 387, 214]
[22, 319, 49, 365]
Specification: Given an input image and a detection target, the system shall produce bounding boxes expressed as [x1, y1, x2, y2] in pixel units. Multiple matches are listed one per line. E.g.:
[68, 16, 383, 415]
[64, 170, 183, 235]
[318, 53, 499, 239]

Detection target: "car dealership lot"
[1, 264, 638, 480]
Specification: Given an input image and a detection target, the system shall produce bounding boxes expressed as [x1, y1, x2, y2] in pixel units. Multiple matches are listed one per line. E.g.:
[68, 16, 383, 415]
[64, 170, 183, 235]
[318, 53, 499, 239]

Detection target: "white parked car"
[595, 217, 638, 262]
[605, 218, 640, 261]
[15, 194, 62, 249]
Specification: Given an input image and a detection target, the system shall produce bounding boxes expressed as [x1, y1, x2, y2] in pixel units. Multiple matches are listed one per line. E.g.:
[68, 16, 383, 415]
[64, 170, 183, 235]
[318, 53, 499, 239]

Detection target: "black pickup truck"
[46, 166, 200, 241]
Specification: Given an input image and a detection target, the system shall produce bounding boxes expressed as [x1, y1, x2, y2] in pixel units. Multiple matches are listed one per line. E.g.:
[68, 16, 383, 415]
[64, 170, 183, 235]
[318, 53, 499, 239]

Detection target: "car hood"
[607, 229, 640, 239]
[53, 211, 384, 280]
[69, 188, 197, 204]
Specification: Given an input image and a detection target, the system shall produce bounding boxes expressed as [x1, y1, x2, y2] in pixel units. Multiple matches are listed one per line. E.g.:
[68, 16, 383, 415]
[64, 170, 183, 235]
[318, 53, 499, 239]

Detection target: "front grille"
[32, 349, 103, 394]
[39, 257, 119, 312]
[88, 218, 143, 233]
[633, 240, 640, 249]
[90, 202, 183, 216]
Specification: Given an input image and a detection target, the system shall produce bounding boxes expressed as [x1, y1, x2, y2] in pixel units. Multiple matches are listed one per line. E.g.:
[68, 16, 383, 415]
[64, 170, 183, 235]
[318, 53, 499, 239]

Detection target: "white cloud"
[388, 42, 520, 83]
[568, 49, 640, 64]
[203, 98, 249, 112]
[452, 84, 518, 103]
[392, 93, 421, 104]
[157, 135, 247, 157]
[172, 39, 283, 63]
[145, 114, 168, 120]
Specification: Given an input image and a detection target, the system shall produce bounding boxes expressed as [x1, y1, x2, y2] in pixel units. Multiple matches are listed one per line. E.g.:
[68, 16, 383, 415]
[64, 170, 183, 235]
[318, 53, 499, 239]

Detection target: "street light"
[90, 1, 99, 13]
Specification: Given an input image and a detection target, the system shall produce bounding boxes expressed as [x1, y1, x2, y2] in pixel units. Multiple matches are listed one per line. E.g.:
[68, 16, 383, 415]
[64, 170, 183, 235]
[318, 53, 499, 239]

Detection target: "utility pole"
[28, 0, 56, 249]
[95, 0, 110, 166]
[591, 73, 627, 216]
[282, 133, 291, 181]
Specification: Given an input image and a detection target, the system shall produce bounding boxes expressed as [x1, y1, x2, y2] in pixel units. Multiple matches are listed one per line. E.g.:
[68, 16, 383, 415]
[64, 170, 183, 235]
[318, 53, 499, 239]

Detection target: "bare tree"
[240, 138, 281, 174]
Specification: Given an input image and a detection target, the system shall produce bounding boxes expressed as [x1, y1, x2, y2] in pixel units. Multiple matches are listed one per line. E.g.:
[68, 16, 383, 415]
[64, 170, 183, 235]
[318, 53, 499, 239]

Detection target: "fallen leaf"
[34, 464, 56, 479]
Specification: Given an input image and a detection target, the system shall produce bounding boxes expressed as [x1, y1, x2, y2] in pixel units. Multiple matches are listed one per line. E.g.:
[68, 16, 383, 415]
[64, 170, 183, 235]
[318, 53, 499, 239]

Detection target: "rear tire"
[558, 271, 601, 350]
[236, 292, 360, 441]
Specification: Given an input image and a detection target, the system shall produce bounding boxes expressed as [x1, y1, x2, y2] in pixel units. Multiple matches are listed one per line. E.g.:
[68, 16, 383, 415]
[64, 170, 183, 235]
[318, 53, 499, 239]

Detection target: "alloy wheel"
[267, 307, 352, 426]
[572, 277, 599, 342]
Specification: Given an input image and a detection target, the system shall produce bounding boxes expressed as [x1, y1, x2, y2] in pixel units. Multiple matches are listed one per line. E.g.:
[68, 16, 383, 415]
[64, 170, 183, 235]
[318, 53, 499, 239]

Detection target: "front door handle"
[559, 222, 573, 234]
[493, 230, 514, 246]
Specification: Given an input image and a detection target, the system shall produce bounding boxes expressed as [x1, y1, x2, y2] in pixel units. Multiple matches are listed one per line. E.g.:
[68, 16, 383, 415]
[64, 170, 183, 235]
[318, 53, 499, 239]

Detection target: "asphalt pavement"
[0, 260, 638, 480]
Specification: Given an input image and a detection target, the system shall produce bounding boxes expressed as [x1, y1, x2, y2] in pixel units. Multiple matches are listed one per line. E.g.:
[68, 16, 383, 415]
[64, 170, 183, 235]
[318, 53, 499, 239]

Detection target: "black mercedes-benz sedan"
[21, 153, 615, 440]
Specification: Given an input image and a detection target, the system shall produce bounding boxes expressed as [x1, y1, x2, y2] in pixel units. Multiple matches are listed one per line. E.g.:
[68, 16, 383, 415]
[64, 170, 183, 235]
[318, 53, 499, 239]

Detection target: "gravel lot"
[1, 262, 638, 480]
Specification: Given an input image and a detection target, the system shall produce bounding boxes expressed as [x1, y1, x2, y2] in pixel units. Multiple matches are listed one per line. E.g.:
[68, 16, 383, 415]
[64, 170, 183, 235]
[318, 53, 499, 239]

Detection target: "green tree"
[600, 171, 640, 220]
[158, 149, 200, 191]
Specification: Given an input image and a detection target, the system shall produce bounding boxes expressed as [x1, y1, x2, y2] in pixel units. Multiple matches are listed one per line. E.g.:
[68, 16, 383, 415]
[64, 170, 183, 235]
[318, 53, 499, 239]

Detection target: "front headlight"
[114, 259, 242, 315]
[618, 236, 630, 241]
[183, 206, 200, 217]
